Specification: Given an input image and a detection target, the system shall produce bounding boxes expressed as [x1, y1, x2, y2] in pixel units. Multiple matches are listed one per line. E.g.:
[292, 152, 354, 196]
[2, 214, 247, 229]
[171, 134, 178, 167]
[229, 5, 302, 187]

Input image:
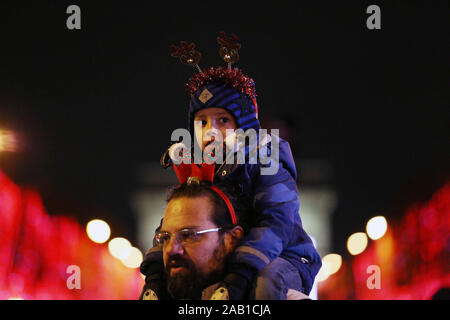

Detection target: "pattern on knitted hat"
[188, 82, 260, 135]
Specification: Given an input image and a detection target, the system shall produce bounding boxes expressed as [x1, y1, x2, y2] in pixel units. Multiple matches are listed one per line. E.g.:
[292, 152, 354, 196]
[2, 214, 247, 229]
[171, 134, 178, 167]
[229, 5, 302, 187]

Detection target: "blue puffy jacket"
[214, 136, 322, 294]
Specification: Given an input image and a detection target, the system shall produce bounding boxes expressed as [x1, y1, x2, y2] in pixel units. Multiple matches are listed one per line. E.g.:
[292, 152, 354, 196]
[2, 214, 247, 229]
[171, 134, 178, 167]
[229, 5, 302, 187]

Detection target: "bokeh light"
[0, 170, 147, 299]
[120, 247, 143, 269]
[366, 216, 388, 240]
[108, 237, 132, 260]
[347, 232, 368, 255]
[316, 253, 342, 282]
[0, 129, 17, 152]
[86, 219, 111, 243]
[323, 253, 342, 275]
[315, 266, 331, 282]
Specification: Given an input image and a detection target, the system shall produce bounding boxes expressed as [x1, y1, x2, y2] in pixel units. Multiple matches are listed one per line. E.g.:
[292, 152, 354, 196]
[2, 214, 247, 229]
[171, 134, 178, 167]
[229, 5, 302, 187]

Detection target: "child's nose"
[204, 121, 219, 138]
[206, 120, 216, 130]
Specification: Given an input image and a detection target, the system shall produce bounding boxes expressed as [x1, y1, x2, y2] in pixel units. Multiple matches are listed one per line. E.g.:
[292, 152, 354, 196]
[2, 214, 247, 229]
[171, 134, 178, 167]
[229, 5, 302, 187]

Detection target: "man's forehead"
[162, 195, 215, 231]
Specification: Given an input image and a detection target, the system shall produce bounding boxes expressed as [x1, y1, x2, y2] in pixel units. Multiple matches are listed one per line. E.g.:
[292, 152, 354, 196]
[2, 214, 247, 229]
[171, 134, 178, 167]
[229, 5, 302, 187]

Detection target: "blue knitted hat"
[188, 80, 260, 135]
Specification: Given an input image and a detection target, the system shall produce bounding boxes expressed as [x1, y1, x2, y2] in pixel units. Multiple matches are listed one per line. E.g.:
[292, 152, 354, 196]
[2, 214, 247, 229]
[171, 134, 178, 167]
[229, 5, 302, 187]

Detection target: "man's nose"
[165, 236, 184, 256]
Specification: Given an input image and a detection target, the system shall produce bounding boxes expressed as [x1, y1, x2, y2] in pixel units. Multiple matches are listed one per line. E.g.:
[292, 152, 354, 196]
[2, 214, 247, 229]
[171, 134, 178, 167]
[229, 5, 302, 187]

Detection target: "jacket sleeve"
[228, 139, 321, 291]
[228, 139, 298, 265]
[140, 219, 164, 277]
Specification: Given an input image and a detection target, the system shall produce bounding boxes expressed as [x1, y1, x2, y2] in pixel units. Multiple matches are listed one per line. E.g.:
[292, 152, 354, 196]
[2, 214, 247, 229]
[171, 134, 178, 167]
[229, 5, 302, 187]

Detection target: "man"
[140, 181, 249, 300]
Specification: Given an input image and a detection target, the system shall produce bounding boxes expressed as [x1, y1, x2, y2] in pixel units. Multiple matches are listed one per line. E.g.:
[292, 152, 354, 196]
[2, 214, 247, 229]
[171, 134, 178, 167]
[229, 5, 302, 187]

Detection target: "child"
[140, 32, 321, 300]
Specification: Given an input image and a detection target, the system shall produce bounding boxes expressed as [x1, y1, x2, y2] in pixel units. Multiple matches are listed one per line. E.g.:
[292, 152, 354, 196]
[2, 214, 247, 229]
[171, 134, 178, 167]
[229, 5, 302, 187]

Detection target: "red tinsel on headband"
[172, 162, 237, 225]
[173, 162, 215, 185]
[186, 66, 257, 100]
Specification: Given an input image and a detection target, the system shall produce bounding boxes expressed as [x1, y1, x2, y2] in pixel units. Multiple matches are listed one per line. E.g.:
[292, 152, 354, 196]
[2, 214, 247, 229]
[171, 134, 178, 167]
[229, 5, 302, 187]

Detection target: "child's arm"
[224, 139, 322, 296]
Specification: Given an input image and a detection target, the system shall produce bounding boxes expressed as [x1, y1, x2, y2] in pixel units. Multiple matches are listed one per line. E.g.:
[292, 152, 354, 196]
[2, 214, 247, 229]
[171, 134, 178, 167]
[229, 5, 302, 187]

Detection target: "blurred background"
[0, 1, 448, 299]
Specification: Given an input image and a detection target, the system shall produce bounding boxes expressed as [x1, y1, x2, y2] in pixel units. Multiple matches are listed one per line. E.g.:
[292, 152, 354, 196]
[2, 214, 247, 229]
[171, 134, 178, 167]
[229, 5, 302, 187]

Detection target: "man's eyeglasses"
[155, 227, 222, 246]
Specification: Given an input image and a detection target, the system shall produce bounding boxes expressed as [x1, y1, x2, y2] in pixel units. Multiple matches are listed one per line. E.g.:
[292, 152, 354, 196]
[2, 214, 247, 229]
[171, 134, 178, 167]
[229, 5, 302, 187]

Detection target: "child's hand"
[210, 273, 250, 300]
[140, 273, 171, 300]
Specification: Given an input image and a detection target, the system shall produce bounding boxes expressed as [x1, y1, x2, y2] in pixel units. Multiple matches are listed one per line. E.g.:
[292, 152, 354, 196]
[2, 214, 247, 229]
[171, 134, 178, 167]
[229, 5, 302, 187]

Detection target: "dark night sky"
[0, 2, 448, 252]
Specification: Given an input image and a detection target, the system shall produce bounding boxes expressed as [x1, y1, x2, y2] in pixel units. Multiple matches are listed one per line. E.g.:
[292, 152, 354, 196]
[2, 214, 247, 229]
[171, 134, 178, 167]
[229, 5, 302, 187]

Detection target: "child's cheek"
[193, 122, 204, 148]
[222, 129, 231, 141]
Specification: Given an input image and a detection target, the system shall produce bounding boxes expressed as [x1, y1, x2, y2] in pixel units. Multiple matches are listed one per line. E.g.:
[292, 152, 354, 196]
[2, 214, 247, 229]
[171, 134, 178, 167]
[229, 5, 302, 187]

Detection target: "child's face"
[194, 107, 237, 150]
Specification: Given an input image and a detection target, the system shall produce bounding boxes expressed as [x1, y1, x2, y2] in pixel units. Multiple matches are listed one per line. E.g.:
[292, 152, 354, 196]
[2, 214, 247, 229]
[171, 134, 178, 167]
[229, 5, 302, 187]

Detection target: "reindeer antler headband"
[173, 162, 237, 225]
[170, 41, 203, 74]
[170, 32, 257, 105]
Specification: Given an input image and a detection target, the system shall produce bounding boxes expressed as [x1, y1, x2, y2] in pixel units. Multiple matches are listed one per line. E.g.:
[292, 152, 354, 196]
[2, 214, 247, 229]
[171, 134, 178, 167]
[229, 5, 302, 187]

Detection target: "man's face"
[194, 107, 237, 151]
[161, 195, 229, 299]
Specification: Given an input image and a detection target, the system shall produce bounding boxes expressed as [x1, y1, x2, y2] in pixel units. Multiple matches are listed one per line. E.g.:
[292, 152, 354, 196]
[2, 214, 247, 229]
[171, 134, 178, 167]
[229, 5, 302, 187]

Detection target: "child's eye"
[195, 119, 207, 126]
[220, 117, 230, 124]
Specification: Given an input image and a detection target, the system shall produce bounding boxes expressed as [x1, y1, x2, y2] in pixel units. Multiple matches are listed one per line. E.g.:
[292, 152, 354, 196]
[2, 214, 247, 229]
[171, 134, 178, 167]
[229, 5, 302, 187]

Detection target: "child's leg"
[140, 272, 171, 300]
[139, 247, 171, 300]
[250, 257, 303, 300]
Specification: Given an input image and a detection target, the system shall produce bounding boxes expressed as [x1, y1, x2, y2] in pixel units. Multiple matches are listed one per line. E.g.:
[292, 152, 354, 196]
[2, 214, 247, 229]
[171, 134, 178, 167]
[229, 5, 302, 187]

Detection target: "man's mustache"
[166, 255, 190, 272]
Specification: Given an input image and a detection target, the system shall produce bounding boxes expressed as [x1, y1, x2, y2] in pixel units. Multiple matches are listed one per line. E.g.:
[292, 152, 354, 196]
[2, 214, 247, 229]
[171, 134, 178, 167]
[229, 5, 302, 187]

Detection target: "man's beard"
[165, 242, 228, 299]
